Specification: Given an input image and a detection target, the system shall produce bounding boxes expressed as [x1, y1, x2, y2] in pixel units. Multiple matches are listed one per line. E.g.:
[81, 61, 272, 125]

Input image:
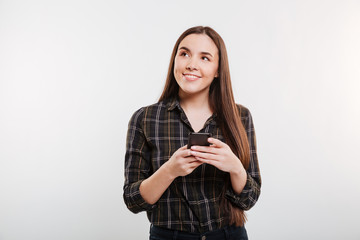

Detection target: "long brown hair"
[159, 26, 250, 226]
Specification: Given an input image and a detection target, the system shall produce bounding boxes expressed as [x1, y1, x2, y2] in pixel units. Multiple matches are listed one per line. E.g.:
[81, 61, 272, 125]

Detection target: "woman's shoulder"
[235, 103, 256, 129]
[137, 99, 173, 112]
[129, 99, 174, 121]
[235, 103, 251, 118]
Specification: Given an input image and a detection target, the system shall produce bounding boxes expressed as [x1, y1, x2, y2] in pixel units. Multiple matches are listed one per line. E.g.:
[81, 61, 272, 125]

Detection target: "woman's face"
[174, 34, 219, 98]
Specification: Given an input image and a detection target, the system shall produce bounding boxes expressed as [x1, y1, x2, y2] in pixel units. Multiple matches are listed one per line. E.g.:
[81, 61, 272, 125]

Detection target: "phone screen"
[187, 133, 212, 149]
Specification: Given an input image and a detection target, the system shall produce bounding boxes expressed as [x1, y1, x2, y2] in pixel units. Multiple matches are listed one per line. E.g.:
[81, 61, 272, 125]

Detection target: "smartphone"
[187, 132, 212, 149]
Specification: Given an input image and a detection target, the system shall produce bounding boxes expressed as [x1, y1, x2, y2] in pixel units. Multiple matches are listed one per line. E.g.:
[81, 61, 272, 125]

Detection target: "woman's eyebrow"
[179, 46, 190, 52]
[178, 46, 213, 57]
[201, 52, 213, 57]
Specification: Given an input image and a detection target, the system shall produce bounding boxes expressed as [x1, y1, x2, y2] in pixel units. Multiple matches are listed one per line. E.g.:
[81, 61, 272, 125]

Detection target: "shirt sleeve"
[225, 106, 261, 211]
[123, 108, 156, 213]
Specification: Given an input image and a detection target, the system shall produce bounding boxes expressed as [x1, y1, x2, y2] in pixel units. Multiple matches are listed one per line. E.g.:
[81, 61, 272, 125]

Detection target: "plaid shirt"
[123, 98, 261, 233]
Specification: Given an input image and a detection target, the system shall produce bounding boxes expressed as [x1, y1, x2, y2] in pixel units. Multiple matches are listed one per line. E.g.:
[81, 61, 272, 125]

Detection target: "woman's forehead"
[178, 34, 218, 55]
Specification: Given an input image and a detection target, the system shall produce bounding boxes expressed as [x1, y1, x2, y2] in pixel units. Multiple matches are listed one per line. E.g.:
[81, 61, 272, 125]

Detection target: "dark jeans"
[149, 224, 248, 240]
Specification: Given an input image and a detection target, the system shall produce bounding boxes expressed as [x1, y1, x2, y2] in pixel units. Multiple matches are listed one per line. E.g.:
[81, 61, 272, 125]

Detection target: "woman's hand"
[190, 138, 247, 194]
[140, 145, 202, 205]
[164, 145, 203, 179]
[189, 138, 244, 174]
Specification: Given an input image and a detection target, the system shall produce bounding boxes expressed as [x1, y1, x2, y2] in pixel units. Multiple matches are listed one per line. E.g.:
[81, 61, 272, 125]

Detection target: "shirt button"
[201, 236, 206, 240]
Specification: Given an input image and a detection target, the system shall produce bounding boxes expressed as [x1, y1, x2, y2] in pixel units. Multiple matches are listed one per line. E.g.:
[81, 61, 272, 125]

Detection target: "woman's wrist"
[161, 161, 177, 181]
[229, 157, 246, 175]
[228, 159, 247, 194]
[230, 165, 246, 177]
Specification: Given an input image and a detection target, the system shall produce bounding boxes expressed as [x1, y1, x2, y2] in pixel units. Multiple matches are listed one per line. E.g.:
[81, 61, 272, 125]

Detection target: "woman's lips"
[183, 73, 201, 81]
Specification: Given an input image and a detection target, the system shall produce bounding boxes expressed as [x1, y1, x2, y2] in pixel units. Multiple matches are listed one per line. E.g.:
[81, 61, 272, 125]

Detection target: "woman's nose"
[186, 58, 198, 71]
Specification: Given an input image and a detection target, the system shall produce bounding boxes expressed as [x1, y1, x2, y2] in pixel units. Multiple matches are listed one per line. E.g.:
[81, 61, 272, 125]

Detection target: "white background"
[1, 0, 360, 239]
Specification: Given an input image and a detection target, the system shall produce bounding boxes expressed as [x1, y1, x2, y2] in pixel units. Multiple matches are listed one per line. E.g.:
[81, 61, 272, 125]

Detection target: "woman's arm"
[225, 108, 261, 210]
[139, 145, 202, 204]
[123, 108, 154, 213]
[190, 108, 261, 211]
[124, 108, 202, 211]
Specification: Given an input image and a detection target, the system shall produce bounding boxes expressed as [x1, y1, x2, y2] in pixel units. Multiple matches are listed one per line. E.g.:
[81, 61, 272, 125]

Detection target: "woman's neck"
[178, 90, 213, 132]
[178, 90, 212, 114]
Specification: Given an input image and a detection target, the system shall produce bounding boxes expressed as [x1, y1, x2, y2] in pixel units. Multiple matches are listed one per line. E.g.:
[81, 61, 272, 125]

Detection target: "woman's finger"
[190, 150, 219, 161]
[207, 137, 226, 147]
[196, 157, 221, 168]
[188, 161, 203, 168]
[180, 145, 188, 150]
[186, 156, 199, 163]
[179, 147, 192, 157]
[190, 145, 219, 154]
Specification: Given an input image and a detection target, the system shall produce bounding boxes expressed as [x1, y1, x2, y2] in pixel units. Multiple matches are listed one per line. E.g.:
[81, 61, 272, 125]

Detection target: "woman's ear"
[215, 72, 219, 78]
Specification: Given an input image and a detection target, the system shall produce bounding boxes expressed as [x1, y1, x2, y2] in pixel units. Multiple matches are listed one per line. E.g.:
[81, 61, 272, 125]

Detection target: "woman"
[124, 26, 261, 240]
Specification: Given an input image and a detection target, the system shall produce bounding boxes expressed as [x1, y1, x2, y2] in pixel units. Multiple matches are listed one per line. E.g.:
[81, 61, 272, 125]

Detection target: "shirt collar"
[167, 97, 181, 111]
[166, 97, 218, 119]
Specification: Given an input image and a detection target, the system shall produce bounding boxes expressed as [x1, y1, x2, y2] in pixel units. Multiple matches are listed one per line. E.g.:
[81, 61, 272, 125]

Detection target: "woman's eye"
[180, 52, 189, 57]
[202, 56, 209, 61]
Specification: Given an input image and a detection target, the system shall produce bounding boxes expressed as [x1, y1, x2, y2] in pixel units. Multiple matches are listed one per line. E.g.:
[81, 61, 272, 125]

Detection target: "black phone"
[187, 132, 212, 149]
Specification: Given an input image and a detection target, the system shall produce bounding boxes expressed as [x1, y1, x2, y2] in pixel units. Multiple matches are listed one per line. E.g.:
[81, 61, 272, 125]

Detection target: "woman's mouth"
[183, 73, 201, 81]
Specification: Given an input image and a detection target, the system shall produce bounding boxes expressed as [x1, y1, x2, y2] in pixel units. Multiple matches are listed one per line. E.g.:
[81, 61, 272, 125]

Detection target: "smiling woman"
[174, 34, 219, 99]
[123, 26, 261, 240]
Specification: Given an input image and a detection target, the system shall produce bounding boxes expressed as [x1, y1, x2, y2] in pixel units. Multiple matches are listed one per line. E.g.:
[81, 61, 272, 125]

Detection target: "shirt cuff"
[225, 173, 254, 208]
[129, 180, 157, 211]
